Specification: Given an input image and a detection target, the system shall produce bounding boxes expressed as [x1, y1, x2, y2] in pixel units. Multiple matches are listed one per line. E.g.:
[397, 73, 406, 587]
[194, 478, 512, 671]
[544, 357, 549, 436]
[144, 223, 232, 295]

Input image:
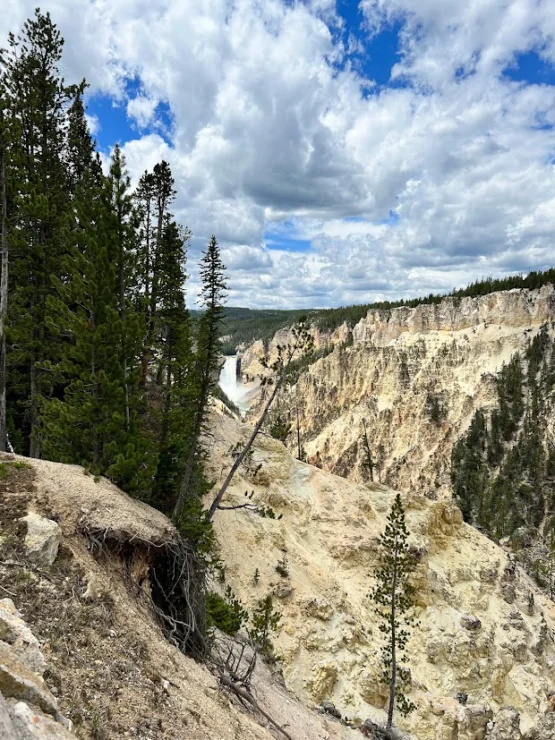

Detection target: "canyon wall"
[209, 406, 555, 739]
[261, 285, 555, 497]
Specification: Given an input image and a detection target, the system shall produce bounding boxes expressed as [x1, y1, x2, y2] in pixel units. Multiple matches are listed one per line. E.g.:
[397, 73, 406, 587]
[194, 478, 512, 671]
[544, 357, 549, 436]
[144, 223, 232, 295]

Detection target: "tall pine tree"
[173, 236, 227, 523]
[2, 10, 75, 456]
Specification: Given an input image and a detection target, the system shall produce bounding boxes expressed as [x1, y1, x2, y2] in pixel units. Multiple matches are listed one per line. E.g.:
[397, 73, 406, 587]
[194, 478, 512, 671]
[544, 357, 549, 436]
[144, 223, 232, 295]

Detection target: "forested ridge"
[0, 10, 226, 537]
[451, 324, 555, 579]
[221, 270, 555, 353]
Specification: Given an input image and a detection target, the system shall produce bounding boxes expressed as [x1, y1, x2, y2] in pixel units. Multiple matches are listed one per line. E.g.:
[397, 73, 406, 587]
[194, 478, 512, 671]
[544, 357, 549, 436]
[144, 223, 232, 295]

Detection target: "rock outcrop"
[208, 405, 555, 739]
[0, 597, 74, 738]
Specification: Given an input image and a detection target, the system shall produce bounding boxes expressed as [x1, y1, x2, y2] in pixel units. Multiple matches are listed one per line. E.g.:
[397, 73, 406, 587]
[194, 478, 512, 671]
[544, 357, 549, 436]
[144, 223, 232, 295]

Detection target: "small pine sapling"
[371, 493, 418, 730]
[250, 595, 282, 660]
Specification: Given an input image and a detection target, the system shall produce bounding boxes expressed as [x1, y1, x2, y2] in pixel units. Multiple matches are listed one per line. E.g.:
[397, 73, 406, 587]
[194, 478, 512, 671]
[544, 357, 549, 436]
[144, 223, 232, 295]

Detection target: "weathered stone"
[523, 712, 555, 740]
[0, 692, 16, 738]
[487, 707, 521, 740]
[0, 600, 45, 676]
[20, 513, 61, 567]
[500, 584, 516, 605]
[461, 614, 482, 631]
[300, 598, 334, 621]
[458, 704, 493, 740]
[320, 701, 341, 719]
[274, 583, 294, 599]
[456, 692, 469, 706]
[0, 642, 58, 718]
[8, 700, 74, 739]
[360, 719, 390, 739]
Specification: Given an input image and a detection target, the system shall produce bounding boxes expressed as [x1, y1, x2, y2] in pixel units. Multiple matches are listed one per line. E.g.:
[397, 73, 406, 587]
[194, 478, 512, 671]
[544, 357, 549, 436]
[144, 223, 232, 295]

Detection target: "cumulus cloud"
[2, 0, 555, 307]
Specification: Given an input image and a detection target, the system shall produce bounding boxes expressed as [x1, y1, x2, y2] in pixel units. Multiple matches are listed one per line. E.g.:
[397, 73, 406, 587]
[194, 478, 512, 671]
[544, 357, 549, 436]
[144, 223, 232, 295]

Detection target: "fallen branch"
[218, 673, 294, 740]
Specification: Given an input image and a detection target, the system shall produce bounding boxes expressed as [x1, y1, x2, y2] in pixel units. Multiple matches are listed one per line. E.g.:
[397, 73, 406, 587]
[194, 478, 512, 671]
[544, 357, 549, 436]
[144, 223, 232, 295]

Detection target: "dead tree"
[207, 320, 313, 519]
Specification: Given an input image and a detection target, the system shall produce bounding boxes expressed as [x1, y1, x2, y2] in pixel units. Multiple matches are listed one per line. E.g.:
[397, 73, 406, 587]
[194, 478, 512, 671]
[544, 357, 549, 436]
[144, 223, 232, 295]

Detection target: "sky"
[3, 0, 555, 309]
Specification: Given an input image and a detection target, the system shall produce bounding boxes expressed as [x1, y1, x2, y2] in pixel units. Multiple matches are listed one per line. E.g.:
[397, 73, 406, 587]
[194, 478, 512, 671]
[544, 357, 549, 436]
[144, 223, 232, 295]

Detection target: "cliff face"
[273, 285, 555, 497]
[209, 407, 555, 739]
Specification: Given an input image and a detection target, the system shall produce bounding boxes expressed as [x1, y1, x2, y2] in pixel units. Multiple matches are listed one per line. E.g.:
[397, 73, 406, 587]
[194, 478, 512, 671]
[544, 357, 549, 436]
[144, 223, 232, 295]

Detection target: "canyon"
[239, 285, 555, 499]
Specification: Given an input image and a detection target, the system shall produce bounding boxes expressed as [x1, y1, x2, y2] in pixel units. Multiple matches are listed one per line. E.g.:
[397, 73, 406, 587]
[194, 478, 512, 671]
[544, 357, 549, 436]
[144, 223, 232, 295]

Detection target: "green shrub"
[205, 587, 247, 635]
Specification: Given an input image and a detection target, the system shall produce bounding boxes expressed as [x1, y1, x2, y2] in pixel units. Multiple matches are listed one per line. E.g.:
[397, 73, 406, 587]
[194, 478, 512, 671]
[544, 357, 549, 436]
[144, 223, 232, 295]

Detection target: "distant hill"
[214, 268, 555, 353]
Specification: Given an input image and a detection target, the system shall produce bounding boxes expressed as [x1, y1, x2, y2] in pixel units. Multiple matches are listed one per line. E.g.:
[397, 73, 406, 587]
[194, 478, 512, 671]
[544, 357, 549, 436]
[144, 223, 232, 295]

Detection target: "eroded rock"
[0, 642, 58, 718]
[20, 513, 61, 567]
[8, 700, 74, 739]
[0, 600, 45, 675]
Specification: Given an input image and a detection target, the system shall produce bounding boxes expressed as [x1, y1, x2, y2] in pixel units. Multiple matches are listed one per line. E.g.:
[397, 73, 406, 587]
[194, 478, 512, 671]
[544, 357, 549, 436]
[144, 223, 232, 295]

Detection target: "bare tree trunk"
[207, 375, 284, 520]
[296, 402, 301, 460]
[29, 356, 40, 458]
[387, 543, 399, 730]
[362, 418, 373, 482]
[0, 133, 8, 452]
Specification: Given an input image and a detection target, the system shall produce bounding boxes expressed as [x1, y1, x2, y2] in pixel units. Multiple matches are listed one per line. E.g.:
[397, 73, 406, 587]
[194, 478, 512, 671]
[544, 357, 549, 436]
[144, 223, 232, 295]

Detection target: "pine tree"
[66, 85, 100, 192]
[137, 161, 176, 388]
[151, 217, 193, 510]
[0, 91, 10, 451]
[249, 595, 282, 658]
[371, 493, 418, 730]
[2, 9, 75, 456]
[173, 236, 227, 523]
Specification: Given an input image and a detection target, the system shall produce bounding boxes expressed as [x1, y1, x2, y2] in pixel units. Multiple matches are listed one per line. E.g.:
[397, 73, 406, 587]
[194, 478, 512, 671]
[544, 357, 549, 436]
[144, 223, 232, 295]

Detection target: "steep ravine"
[208, 406, 555, 740]
[242, 285, 555, 499]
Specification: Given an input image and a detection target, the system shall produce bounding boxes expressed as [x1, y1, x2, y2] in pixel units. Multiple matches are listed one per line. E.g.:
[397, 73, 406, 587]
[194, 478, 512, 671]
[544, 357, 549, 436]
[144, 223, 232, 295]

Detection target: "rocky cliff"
[209, 404, 555, 740]
[257, 285, 555, 498]
[0, 453, 353, 740]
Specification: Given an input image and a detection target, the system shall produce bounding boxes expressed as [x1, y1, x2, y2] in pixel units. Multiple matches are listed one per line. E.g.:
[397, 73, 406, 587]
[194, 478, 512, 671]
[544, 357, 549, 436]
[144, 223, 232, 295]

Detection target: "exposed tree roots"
[81, 524, 294, 738]
[81, 525, 207, 659]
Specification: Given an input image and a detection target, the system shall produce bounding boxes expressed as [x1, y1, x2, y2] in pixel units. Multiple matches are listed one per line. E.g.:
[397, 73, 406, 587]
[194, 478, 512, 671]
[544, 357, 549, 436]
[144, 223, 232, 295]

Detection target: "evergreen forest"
[451, 324, 555, 553]
[0, 10, 226, 540]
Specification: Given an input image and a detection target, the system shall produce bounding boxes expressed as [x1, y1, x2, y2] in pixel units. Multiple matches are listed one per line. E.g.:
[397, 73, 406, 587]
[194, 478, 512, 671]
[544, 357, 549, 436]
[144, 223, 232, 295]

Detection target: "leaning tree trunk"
[207, 374, 284, 519]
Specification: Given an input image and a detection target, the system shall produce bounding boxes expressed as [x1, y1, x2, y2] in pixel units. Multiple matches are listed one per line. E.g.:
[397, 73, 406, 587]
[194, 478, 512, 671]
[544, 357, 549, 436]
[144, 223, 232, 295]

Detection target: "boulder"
[461, 615, 482, 631]
[0, 642, 58, 718]
[487, 707, 521, 740]
[8, 700, 74, 739]
[20, 513, 61, 567]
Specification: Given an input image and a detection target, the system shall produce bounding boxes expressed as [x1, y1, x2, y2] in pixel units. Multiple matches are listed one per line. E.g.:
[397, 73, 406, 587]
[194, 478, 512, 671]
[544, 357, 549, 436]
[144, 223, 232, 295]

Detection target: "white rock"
[0, 600, 45, 676]
[8, 700, 74, 739]
[20, 513, 61, 567]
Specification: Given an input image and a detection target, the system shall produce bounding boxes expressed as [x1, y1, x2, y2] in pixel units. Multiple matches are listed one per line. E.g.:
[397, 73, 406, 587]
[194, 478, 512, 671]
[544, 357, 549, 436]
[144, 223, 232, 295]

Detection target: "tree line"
[0, 10, 226, 537]
[221, 269, 555, 353]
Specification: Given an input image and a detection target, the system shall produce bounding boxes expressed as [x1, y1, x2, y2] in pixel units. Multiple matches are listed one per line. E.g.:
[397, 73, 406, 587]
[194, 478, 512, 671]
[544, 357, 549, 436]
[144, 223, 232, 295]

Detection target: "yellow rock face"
[257, 284, 555, 500]
[209, 406, 555, 738]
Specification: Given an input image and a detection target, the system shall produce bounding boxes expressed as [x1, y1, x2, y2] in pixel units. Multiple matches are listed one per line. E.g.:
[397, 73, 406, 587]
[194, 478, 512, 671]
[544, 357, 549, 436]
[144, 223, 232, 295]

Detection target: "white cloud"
[126, 94, 158, 129]
[2, 1, 555, 308]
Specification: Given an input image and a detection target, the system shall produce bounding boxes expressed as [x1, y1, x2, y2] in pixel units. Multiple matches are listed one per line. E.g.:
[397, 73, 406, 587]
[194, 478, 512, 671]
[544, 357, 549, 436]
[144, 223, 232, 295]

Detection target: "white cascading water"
[218, 355, 252, 415]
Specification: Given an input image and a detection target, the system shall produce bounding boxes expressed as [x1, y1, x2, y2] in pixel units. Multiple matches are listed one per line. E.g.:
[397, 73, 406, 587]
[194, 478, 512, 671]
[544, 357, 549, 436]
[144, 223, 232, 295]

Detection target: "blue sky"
[4, 0, 555, 308]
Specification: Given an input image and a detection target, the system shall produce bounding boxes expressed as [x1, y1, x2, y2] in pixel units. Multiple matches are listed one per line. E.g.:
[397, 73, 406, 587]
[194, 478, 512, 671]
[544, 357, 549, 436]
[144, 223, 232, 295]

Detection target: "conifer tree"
[152, 217, 193, 509]
[173, 236, 227, 523]
[66, 85, 100, 192]
[371, 493, 418, 730]
[0, 92, 9, 451]
[138, 161, 176, 387]
[2, 9, 75, 456]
